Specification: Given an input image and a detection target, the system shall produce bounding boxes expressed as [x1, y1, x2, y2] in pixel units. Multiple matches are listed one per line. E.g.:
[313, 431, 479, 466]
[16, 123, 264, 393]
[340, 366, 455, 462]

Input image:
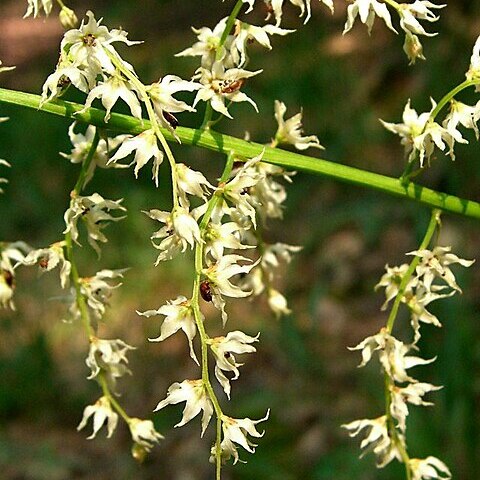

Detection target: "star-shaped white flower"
[81, 73, 142, 122]
[24, 0, 52, 18]
[230, 21, 294, 67]
[274, 100, 323, 151]
[217, 410, 269, 464]
[343, 0, 396, 35]
[77, 396, 119, 439]
[63, 193, 126, 255]
[409, 456, 451, 480]
[193, 61, 262, 119]
[22, 241, 71, 288]
[108, 129, 164, 186]
[154, 379, 213, 436]
[145, 207, 201, 264]
[398, 1, 445, 37]
[138, 296, 199, 364]
[128, 418, 163, 451]
[208, 330, 259, 398]
[342, 415, 402, 468]
[390, 382, 441, 432]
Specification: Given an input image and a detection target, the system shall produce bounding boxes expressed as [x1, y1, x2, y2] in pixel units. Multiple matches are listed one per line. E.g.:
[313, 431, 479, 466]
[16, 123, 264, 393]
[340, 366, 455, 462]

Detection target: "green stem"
[74, 128, 100, 194]
[2, 88, 480, 220]
[64, 126, 131, 425]
[64, 231, 93, 338]
[429, 79, 476, 123]
[190, 152, 235, 478]
[382, 209, 440, 480]
[385, 208, 441, 334]
[98, 373, 131, 423]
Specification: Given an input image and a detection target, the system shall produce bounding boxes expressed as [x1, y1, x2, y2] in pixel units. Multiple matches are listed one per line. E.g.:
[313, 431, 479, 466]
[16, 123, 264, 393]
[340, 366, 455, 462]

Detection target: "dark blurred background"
[0, 0, 479, 479]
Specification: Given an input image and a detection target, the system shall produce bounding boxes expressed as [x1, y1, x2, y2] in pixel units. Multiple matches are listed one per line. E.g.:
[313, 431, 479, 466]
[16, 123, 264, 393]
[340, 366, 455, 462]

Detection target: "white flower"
[24, 0, 52, 18]
[248, 162, 295, 220]
[128, 418, 163, 451]
[63, 193, 126, 255]
[61, 123, 129, 186]
[208, 330, 259, 398]
[204, 221, 253, 261]
[348, 328, 435, 382]
[230, 21, 294, 67]
[108, 129, 164, 186]
[61, 11, 140, 77]
[203, 254, 257, 324]
[390, 382, 441, 432]
[193, 61, 262, 119]
[41, 57, 91, 104]
[342, 416, 402, 468]
[77, 396, 119, 439]
[85, 336, 135, 391]
[146, 75, 200, 129]
[466, 36, 480, 88]
[154, 379, 213, 436]
[176, 18, 230, 69]
[409, 456, 452, 480]
[219, 153, 265, 228]
[375, 263, 412, 310]
[261, 242, 302, 280]
[267, 288, 291, 317]
[398, 1, 445, 37]
[81, 73, 142, 123]
[406, 284, 453, 343]
[343, 0, 396, 35]
[138, 296, 199, 364]
[22, 241, 71, 288]
[408, 246, 474, 292]
[274, 100, 323, 150]
[175, 163, 213, 206]
[145, 207, 201, 264]
[443, 100, 480, 141]
[78, 269, 126, 321]
[381, 99, 463, 166]
[264, 0, 334, 26]
[217, 411, 269, 464]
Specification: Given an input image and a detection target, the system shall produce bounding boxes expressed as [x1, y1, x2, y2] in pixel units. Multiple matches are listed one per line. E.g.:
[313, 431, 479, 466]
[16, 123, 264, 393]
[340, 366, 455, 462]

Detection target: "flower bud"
[59, 6, 78, 29]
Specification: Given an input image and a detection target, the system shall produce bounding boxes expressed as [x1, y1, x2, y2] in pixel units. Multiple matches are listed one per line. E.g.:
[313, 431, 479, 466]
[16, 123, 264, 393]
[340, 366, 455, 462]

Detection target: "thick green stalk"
[2, 88, 480, 220]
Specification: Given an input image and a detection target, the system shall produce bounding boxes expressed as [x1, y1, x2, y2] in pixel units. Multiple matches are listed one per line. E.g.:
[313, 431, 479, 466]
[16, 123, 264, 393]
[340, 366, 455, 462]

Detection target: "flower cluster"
[344, 243, 473, 477]
[343, 1, 446, 64]
[238, 0, 334, 25]
[42, 11, 200, 186]
[178, 14, 294, 119]
[138, 146, 303, 463]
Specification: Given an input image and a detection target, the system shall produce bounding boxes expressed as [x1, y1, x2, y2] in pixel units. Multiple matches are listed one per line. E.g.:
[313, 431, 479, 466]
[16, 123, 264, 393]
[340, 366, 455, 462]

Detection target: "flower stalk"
[190, 151, 235, 477]
[1, 87, 480, 220]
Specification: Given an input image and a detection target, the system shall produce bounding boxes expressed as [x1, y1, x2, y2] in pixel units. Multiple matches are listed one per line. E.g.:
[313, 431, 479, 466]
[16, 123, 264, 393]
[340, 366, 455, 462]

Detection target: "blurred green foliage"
[0, 1, 479, 479]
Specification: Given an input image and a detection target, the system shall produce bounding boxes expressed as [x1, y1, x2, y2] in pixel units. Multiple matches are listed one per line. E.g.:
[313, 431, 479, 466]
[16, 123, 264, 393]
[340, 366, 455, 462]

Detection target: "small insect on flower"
[200, 280, 212, 302]
[220, 78, 245, 94]
[39, 257, 49, 269]
[82, 33, 97, 47]
[162, 111, 179, 129]
[3, 269, 14, 288]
